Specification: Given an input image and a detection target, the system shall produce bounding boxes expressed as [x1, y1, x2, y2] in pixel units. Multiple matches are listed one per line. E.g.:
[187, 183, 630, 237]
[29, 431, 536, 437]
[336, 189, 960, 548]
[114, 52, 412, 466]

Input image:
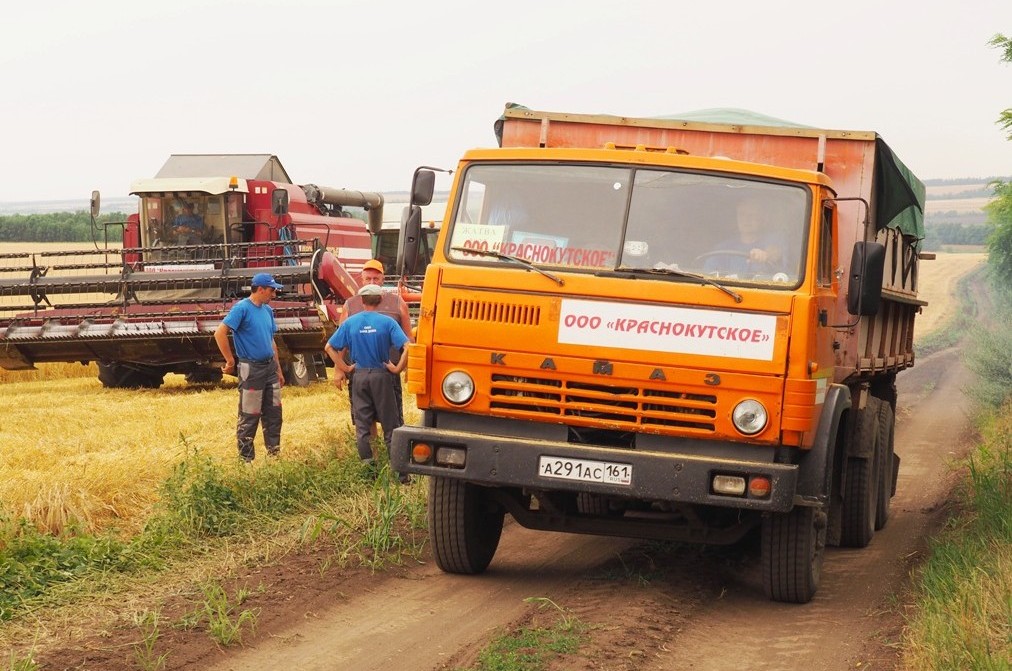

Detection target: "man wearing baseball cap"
[337, 259, 413, 425]
[325, 282, 410, 481]
[214, 272, 286, 462]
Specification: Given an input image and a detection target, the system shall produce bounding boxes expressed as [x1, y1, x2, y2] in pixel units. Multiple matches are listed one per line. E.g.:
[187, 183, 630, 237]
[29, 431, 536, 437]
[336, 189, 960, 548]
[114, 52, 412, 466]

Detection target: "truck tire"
[840, 400, 881, 548]
[97, 362, 165, 389]
[429, 476, 504, 574]
[283, 354, 313, 387]
[875, 401, 895, 530]
[761, 505, 826, 603]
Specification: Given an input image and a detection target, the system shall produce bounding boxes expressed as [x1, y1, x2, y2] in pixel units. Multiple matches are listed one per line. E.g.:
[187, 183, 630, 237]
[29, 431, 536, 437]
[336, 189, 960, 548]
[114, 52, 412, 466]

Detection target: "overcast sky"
[2, 0, 1010, 203]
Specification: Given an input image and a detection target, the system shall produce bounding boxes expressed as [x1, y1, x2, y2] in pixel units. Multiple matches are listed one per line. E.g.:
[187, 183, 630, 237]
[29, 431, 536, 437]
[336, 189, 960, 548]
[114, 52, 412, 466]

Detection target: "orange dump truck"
[391, 104, 927, 602]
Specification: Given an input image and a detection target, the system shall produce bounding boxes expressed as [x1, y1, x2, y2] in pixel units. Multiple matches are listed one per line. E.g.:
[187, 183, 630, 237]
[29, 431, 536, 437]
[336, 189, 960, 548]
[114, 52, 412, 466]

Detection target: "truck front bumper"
[391, 424, 799, 513]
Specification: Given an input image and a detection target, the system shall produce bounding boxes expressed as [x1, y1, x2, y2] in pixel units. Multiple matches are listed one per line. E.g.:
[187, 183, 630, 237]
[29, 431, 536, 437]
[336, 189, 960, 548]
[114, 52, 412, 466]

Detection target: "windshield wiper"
[450, 247, 565, 286]
[614, 265, 743, 303]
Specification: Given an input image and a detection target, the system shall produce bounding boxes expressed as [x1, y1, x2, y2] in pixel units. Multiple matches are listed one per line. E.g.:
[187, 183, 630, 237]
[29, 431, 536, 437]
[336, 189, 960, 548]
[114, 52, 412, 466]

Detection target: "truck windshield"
[446, 163, 810, 287]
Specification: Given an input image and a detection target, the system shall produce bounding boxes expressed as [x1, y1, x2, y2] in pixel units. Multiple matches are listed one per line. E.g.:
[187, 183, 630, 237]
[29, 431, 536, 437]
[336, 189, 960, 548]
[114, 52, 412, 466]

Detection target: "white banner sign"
[558, 299, 777, 361]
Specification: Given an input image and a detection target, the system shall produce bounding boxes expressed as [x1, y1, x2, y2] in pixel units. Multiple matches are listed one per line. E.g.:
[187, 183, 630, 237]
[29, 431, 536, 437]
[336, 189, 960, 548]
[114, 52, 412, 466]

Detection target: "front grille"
[490, 374, 717, 432]
[450, 298, 541, 326]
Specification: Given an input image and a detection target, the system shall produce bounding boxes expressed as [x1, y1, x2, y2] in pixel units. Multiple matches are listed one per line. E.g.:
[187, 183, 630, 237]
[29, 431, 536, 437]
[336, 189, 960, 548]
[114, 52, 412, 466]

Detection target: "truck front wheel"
[429, 477, 505, 574]
[761, 505, 826, 604]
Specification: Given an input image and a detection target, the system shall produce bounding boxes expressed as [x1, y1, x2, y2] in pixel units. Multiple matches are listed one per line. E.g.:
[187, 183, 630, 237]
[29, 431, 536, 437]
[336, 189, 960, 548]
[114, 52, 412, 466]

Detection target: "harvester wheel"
[875, 401, 895, 530]
[283, 354, 314, 387]
[429, 476, 504, 574]
[97, 362, 165, 389]
[761, 505, 826, 603]
[840, 400, 881, 548]
[184, 367, 223, 385]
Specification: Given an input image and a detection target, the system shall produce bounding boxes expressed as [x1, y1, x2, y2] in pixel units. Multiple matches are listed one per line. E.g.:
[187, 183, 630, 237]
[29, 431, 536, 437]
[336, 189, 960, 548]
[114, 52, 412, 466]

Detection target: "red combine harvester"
[0, 154, 386, 388]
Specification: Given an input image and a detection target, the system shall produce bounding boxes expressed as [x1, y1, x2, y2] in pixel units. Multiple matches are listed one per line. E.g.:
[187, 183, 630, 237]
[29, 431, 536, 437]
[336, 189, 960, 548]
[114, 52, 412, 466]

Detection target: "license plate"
[538, 456, 632, 486]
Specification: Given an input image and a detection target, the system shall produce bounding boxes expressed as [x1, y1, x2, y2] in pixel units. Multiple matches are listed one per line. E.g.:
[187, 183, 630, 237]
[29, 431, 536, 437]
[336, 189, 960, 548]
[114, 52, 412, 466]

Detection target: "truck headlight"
[732, 399, 768, 435]
[441, 371, 475, 405]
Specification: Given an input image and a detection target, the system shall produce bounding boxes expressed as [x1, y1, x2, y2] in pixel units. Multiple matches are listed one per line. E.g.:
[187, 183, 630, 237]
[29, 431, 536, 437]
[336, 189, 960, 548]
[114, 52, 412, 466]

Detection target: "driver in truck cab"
[703, 197, 786, 276]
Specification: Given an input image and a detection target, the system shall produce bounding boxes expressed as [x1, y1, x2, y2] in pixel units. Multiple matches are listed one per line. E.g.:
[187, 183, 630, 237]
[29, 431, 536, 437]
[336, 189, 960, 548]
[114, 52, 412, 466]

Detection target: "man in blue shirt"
[325, 283, 409, 480]
[214, 273, 286, 462]
[173, 202, 204, 245]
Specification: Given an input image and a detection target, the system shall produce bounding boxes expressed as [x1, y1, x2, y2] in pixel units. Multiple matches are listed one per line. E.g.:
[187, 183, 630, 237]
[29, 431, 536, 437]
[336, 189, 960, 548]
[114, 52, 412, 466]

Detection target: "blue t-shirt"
[327, 311, 409, 369]
[223, 298, 277, 360]
[174, 213, 204, 230]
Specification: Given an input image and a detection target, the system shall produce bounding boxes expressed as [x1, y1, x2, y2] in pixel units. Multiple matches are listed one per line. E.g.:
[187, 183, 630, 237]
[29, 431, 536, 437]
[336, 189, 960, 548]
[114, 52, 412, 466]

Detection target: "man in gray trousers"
[214, 273, 286, 462]
[325, 283, 409, 481]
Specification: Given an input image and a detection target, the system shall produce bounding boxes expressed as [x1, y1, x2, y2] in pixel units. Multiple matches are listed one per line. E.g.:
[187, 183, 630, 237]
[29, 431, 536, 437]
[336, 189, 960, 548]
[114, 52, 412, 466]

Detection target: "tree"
[985, 35, 1012, 286]
[990, 34, 1012, 140]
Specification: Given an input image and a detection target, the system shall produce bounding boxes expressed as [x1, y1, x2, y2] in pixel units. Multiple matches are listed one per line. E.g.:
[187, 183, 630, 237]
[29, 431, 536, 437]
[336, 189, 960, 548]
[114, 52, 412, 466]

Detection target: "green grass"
[902, 273, 1012, 669]
[5, 648, 39, 671]
[179, 581, 260, 647]
[457, 598, 586, 671]
[131, 609, 169, 671]
[0, 443, 426, 624]
[901, 399, 1012, 669]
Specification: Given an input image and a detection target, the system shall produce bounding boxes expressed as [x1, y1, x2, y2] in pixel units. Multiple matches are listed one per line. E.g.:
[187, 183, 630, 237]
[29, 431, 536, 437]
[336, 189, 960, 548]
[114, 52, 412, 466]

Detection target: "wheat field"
[0, 373, 380, 535]
[0, 245, 984, 536]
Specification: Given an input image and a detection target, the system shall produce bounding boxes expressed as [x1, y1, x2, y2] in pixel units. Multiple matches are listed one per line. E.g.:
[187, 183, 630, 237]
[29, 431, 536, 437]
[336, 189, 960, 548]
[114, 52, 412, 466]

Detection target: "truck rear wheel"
[840, 400, 881, 547]
[875, 401, 895, 530]
[97, 362, 165, 389]
[429, 476, 504, 574]
[761, 505, 826, 603]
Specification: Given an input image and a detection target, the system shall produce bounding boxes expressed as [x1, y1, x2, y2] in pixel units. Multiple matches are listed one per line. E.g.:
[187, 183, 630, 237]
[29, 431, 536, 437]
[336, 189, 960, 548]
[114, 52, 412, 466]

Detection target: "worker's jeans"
[236, 359, 282, 461]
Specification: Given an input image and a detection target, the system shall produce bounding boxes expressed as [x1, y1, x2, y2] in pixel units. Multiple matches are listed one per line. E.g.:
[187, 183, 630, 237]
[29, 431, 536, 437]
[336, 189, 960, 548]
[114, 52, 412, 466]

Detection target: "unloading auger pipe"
[313, 186, 385, 233]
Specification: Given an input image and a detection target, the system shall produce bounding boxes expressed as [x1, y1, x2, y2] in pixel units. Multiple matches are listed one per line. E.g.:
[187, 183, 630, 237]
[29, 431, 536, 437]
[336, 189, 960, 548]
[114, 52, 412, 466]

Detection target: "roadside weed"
[181, 582, 260, 647]
[131, 609, 168, 671]
[5, 651, 38, 671]
[464, 623, 584, 671]
[458, 598, 586, 671]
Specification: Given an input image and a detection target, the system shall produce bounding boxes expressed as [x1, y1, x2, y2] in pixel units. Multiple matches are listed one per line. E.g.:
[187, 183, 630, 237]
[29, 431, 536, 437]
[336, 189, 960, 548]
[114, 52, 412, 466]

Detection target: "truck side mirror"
[411, 169, 435, 206]
[398, 205, 423, 276]
[847, 241, 885, 316]
[271, 188, 290, 216]
[90, 190, 101, 219]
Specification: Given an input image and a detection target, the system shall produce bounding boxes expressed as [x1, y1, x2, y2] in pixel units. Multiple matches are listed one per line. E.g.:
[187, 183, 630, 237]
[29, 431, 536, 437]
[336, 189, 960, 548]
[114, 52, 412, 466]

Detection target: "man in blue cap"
[214, 272, 286, 462]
